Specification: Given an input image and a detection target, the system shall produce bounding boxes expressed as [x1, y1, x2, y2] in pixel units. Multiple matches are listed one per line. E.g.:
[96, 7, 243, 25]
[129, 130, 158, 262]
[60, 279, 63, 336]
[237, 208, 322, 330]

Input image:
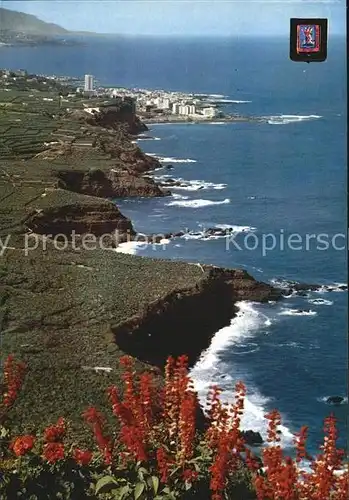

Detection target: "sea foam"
[308, 298, 334, 306]
[151, 174, 227, 191]
[147, 154, 197, 163]
[278, 308, 317, 317]
[167, 198, 230, 208]
[190, 302, 294, 448]
[266, 114, 322, 125]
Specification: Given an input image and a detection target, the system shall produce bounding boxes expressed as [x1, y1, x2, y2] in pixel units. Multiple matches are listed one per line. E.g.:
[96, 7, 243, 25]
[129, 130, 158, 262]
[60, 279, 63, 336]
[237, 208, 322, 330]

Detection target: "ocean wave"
[270, 278, 347, 295]
[228, 342, 260, 355]
[278, 308, 317, 317]
[195, 93, 227, 98]
[171, 193, 190, 200]
[114, 241, 146, 255]
[180, 224, 255, 241]
[266, 114, 322, 125]
[174, 180, 227, 191]
[278, 341, 303, 349]
[270, 278, 292, 290]
[136, 137, 161, 141]
[147, 154, 197, 163]
[151, 174, 227, 191]
[190, 302, 294, 447]
[209, 99, 252, 104]
[314, 283, 348, 293]
[167, 198, 230, 208]
[215, 223, 257, 232]
[114, 238, 170, 255]
[308, 298, 334, 306]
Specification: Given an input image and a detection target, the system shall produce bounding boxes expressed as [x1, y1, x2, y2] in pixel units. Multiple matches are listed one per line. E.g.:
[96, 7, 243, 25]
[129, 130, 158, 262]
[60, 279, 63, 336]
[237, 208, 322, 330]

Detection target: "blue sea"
[1, 35, 347, 457]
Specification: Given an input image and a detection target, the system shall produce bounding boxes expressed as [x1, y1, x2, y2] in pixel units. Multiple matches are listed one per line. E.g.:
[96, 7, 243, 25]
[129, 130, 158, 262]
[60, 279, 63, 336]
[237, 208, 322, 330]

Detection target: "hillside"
[0, 70, 281, 442]
[0, 7, 68, 35]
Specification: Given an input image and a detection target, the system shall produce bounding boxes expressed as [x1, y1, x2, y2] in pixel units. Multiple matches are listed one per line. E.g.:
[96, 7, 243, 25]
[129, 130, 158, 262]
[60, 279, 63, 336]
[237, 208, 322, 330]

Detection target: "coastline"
[0, 69, 282, 442]
[1, 69, 344, 446]
[142, 114, 262, 125]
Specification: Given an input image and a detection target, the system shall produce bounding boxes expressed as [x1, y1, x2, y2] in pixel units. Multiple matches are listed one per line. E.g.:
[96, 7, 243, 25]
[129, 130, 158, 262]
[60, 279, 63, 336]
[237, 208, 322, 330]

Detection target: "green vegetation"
[0, 71, 207, 443]
[0, 355, 348, 499]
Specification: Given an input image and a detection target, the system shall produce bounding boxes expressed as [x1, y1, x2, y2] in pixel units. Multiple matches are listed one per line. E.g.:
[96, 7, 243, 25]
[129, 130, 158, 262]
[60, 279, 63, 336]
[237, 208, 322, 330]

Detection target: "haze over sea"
[1, 35, 347, 457]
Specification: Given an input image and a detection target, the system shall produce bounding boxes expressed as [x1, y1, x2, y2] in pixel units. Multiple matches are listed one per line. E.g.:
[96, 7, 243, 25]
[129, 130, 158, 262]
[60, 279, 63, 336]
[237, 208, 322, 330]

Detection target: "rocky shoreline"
[0, 73, 341, 442]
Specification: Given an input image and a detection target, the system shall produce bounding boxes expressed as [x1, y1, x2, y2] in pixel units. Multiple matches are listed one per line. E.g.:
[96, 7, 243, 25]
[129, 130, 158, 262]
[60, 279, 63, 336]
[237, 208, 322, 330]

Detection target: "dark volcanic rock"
[112, 266, 282, 368]
[57, 168, 170, 198]
[25, 195, 135, 239]
[326, 396, 345, 405]
[292, 283, 322, 292]
[85, 103, 148, 135]
[241, 430, 264, 447]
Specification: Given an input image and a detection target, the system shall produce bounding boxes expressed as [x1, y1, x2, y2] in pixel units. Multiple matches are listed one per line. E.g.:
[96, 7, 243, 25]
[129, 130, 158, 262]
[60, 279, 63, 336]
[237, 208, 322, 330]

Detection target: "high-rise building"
[179, 105, 190, 115]
[84, 74, 94, 92]
[172, 103, 180, 114]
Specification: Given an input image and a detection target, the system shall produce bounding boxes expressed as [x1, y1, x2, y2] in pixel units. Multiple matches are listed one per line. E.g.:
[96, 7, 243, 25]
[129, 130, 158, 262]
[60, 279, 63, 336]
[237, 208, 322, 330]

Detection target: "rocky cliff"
[113, 266, 281, 368]
[57, 167, 169, 199]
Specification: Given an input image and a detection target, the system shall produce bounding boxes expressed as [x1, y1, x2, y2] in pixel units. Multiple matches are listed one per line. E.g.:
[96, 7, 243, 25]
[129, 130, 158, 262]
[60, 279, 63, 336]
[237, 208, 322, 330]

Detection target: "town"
[79, 74, 225, 122]
[0, 69, 256, 125]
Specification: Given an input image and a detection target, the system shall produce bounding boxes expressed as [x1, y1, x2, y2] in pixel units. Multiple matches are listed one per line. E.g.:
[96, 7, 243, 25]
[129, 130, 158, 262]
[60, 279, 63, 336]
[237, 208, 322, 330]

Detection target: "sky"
[1, 0, 346, 36]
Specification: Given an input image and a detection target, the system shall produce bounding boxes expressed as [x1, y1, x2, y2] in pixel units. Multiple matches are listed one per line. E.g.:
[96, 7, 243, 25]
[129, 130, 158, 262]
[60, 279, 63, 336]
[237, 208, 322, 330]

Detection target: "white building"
[161, 98, 171, 109]
[188, 105, 196, 115]
[153, 97, 162, 107]
[179, 105, 190, 115]
[172, 103, 180, 114]
[84, 74, 94, 92]
[203, 107, 217, 117]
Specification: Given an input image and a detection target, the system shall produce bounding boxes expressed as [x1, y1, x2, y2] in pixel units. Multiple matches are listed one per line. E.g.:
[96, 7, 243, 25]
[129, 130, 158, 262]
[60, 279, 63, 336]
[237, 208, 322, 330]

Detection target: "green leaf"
[0, 426, 9, 438]
[95, 475, 118, 495]
[138, 467, 149, 475]
[161, 488, 176, 499]
[169, 466, 180, 477]
[193, 463, 201, 473]
[151, 476, 159, 495]
[134, 481, 145, 500]
[185, 481, 192, 491]
[116, 485, 131, 499]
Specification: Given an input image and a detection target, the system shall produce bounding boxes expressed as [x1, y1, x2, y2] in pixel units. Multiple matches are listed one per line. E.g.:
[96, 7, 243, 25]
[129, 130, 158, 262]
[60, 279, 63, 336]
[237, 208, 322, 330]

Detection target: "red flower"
[73, 448, 93, 466]
[156, 447, 171, 483]
[119, 355, 133, 369]
[43, 442, 65, 463]
[10, 435, 35, 456]
[2, 355, 26, 408]
[82, 407, 112, 465]
[182, 468, 199, 483]
[43, 417, 66, 443]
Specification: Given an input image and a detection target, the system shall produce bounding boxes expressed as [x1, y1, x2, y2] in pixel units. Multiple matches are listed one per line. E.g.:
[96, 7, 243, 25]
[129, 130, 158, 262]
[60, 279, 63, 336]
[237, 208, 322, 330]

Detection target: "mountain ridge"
[0, 7, 70, 35]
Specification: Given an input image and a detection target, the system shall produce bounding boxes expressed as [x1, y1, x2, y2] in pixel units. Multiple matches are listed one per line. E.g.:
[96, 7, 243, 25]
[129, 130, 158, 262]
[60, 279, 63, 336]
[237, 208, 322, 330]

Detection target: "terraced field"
[0, 76, 133, 160]
[0, 72, 175, 440]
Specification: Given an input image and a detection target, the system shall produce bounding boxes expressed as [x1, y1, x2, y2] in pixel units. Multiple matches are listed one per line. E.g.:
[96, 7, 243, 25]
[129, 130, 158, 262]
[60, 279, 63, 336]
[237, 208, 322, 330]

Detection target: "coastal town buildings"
[75, 80, 223, 120]
[172, 103, 180, 114]
[84, 74, 94, 92]
[178, 105, 189, 115]
[203, 107, 218, 117]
